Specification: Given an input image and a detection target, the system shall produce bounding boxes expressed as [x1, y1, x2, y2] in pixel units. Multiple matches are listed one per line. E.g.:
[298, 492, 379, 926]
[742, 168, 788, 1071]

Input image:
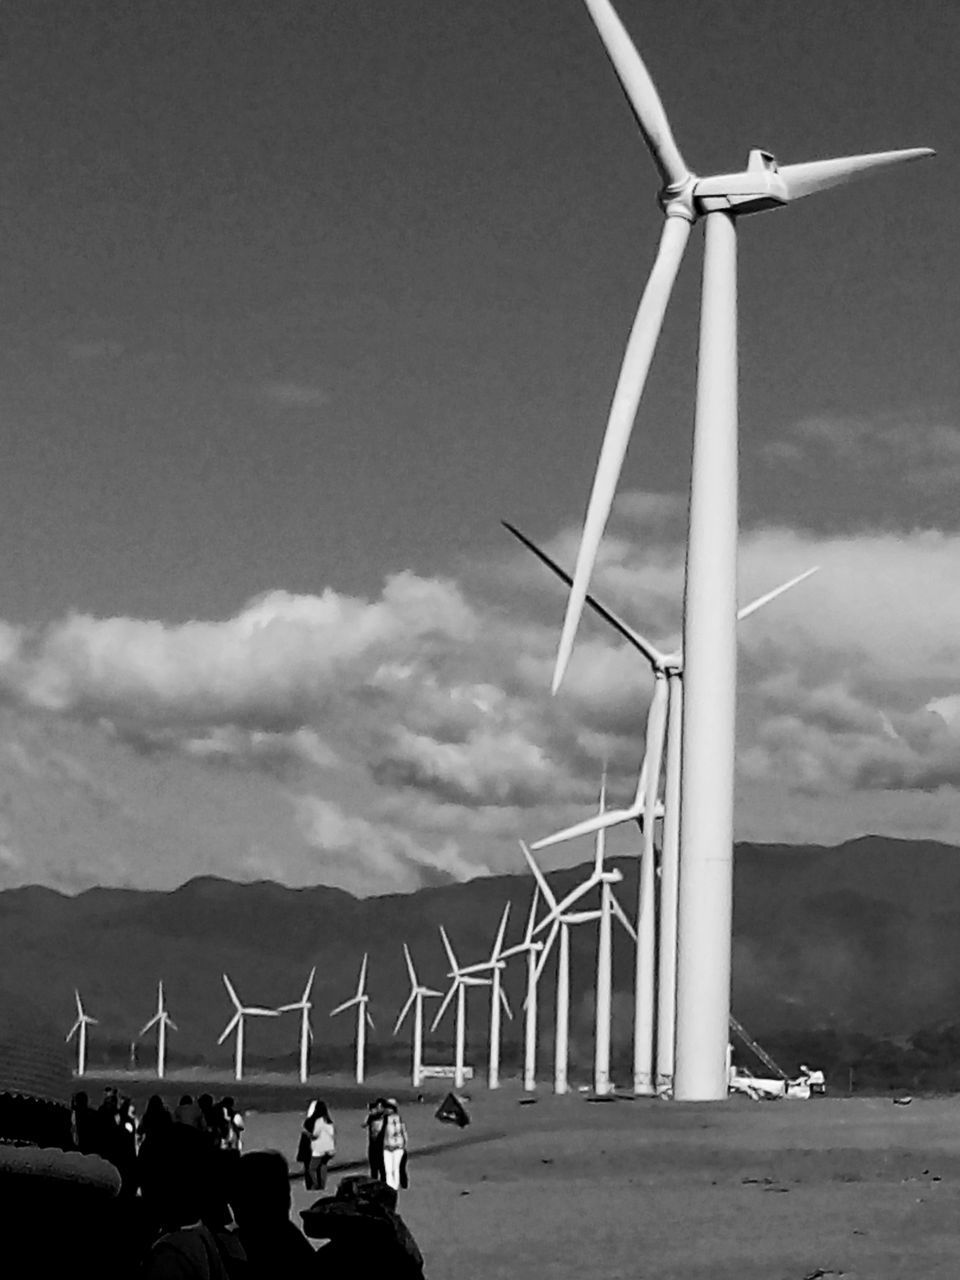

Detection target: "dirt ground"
[242, 1088, 960, 1279]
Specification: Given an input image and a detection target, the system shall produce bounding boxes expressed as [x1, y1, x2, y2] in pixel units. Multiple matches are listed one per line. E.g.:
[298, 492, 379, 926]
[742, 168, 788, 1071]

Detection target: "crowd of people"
[0, 989, 425, 1278]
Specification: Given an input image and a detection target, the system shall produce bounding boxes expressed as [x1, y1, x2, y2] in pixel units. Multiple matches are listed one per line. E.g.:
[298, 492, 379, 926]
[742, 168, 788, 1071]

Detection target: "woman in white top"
[300, 1099, 336, 1191]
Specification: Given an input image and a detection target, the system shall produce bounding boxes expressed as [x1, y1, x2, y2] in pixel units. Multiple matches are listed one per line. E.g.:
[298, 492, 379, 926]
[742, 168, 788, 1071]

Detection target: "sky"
[0, 0, 959, 895]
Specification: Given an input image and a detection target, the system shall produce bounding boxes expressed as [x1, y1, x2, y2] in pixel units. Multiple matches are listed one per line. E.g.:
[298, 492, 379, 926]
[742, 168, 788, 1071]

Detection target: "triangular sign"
[435, 1092, 470, 1128]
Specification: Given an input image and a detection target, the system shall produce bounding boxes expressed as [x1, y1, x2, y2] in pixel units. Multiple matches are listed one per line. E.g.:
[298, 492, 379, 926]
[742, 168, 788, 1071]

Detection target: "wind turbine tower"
[393, 944, 443, 1088]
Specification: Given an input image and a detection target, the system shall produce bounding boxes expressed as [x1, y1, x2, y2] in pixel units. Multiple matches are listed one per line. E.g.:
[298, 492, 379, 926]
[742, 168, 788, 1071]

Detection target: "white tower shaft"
[554, 925, 570, 1095]
[489, 970, 502, 1089]
[235, 1018, 244, 1082]
[675, 209, 739, 1101]
[594, 882, 613, 1095]
[454, 984, 466, 1090]
[412, 997, 424, 1088]
[656, 673, 683, 1093]
[299, 1007, 310, 1085]
[157, 1017, 166, 1080]
[524, 952, 538, 1092]
[356, 1005, 366, 1085]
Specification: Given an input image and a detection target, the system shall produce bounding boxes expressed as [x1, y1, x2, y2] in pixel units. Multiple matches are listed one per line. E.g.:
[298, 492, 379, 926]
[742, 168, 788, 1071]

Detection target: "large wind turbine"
[510, 520, 815, 1094]
[430, 927, 491, 1090]
[330, 954, 375, 1085]
[139, 981, 178, 1079]
[549, 0, 932, 1101]
[66, 989, 98, 1077]
[455, 905, 515, 1089]
[218, 974, 279, 1082]
[393, 945, 443, 1088]
[278, 967, 316, 1084]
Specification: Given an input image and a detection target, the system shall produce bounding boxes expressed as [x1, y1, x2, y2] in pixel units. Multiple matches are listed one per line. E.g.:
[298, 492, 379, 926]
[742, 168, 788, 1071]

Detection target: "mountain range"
[4, 834, 959, 1074]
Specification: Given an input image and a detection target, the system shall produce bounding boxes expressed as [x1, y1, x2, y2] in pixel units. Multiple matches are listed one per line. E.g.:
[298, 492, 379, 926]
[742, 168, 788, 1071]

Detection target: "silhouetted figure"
[301, 1175, 425, 1279]
[231, 1150, 316, 1278]
[219, 1096, 244, 1155]
[139, 1122, 244, 1278]
[71, 1089, 100, 1154]
[0, 988, 134, 1279]
[140, 1095, 172, 1144]
[362, 1098, 388, 1180]
[174, 1093, 202, 1129]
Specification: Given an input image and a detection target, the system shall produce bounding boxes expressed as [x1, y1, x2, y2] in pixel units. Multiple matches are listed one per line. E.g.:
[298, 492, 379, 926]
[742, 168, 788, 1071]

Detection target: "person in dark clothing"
[230, 1150, 316, 1278]
[139, 1120, 244, 1278]
[0, 988, 134, 1279]
[363, 1097, 388, 1181]
[71, 1088, 100, 1154]
[301, 1174, 425, 1279]
[174, 1093, 203, 1129]
[140, 1094, 172, 1144]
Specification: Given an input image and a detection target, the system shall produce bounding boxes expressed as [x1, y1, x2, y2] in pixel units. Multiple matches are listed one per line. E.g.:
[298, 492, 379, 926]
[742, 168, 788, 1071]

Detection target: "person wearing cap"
[0, 987, 132, 1277]
[380, 1099, 408, 1192]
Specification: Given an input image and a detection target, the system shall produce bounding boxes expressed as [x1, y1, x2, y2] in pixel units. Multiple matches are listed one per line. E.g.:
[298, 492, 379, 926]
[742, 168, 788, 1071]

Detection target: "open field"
[240, 1090, 960, 1280]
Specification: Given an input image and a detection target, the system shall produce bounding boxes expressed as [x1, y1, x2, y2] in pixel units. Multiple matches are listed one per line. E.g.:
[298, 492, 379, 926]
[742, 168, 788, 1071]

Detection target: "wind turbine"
[278, 967, 316, 1084]
[393, 945, 443, 1088]
[496, 887, 544, 1092]
[330, 954, 374, 1085]
[139, 980, 178, 1079]
[218, 974, 279, 1082]
[509, 521, 816, 1095]
[430, 927, 491, 1090]
[455, 905, 516, 1089]
[548, 0, 932, 1101]
[66, 989, 97, 1077]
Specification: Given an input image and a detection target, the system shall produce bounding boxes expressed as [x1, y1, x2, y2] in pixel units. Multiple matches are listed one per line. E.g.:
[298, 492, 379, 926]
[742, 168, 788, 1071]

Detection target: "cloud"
[259, 380, 330, 408]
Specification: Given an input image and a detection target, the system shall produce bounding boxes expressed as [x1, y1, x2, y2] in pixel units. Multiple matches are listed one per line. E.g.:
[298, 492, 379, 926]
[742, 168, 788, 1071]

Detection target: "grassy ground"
[242, 1088, 960, 1280]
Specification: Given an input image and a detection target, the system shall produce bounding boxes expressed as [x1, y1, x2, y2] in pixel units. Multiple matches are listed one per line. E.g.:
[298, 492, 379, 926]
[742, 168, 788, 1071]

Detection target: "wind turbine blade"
[595, 768, 608, 876]
[641, 675, 669, 840]
[222, 974, 241, 1009]
[610, 891, 638, 942]
[66, 1021, 80, 1042]
[737, 565, 819, 621]
[166, 1018, 178, 1033]
[246, 1007, 280, 1017]
[365, 1011, 375, 1031]
[402, 943, 418, 989]
[581, 0, 690, 189]
[86, 1016, 99, 1026]
[519, 840, 558, 912]
[74, 990, 84, 1018]
[302, 966, 317, 1003]
[430, 983, 457, 1033]
[393, 991, 416, 1036]
[532, 806, 639, 851]
[277, 1002, 302, 1013]
[491, 903, 511, 961]
[217, 1013, 240, 1045]
[439, 926, 459, 975]
[553, 215, 692, 694]
[139, 1014, 160, 1037]
[533, 920, 560, 985]
[356, 953, 368, 998]
[499, 987, 514, 1022]
[533, 877, 596, 930]
[501, 522, 666, 667]
[330, 996, 359, 1018]
[779, 148, 933, 202]
[523, 885, 540, 945]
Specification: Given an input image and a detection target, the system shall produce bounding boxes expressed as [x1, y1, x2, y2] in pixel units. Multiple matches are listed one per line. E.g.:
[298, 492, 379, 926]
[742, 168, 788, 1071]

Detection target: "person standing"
[380, 1100, 408, 1192]
[301, 1099, 335, 1191]
[363, 1098, 387, 1181]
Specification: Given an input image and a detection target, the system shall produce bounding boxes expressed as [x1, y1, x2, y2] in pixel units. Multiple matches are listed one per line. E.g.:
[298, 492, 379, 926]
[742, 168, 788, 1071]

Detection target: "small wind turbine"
[455, 905, 515, 1089]
[497, 888, 545, 1092]
[278, 967, 316, 1084]
[430, 928, 491, 1090]
[510, 520, 816, 1096]
[218, 974, 279, 1082]
[393, 944, 443, 1088]
[66, 989, 97, 1077]
[139, 980, 178, 1079]
[549, 0, 932, 1101]
[330, 954, 374, 1085]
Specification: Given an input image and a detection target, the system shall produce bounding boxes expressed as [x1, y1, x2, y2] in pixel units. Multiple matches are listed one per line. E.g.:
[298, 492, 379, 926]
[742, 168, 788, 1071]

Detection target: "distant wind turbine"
[330, 954, 374, 1085]
[66, 989, 97, 1077]
[139, 980, 178, 1080]
[393, 944, 443, 1088]
[430, 928, 491, 1090]
[218, 974, 279, 1082]
[455, 904, 515, 1089]
[278, 967, 316, 1084]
